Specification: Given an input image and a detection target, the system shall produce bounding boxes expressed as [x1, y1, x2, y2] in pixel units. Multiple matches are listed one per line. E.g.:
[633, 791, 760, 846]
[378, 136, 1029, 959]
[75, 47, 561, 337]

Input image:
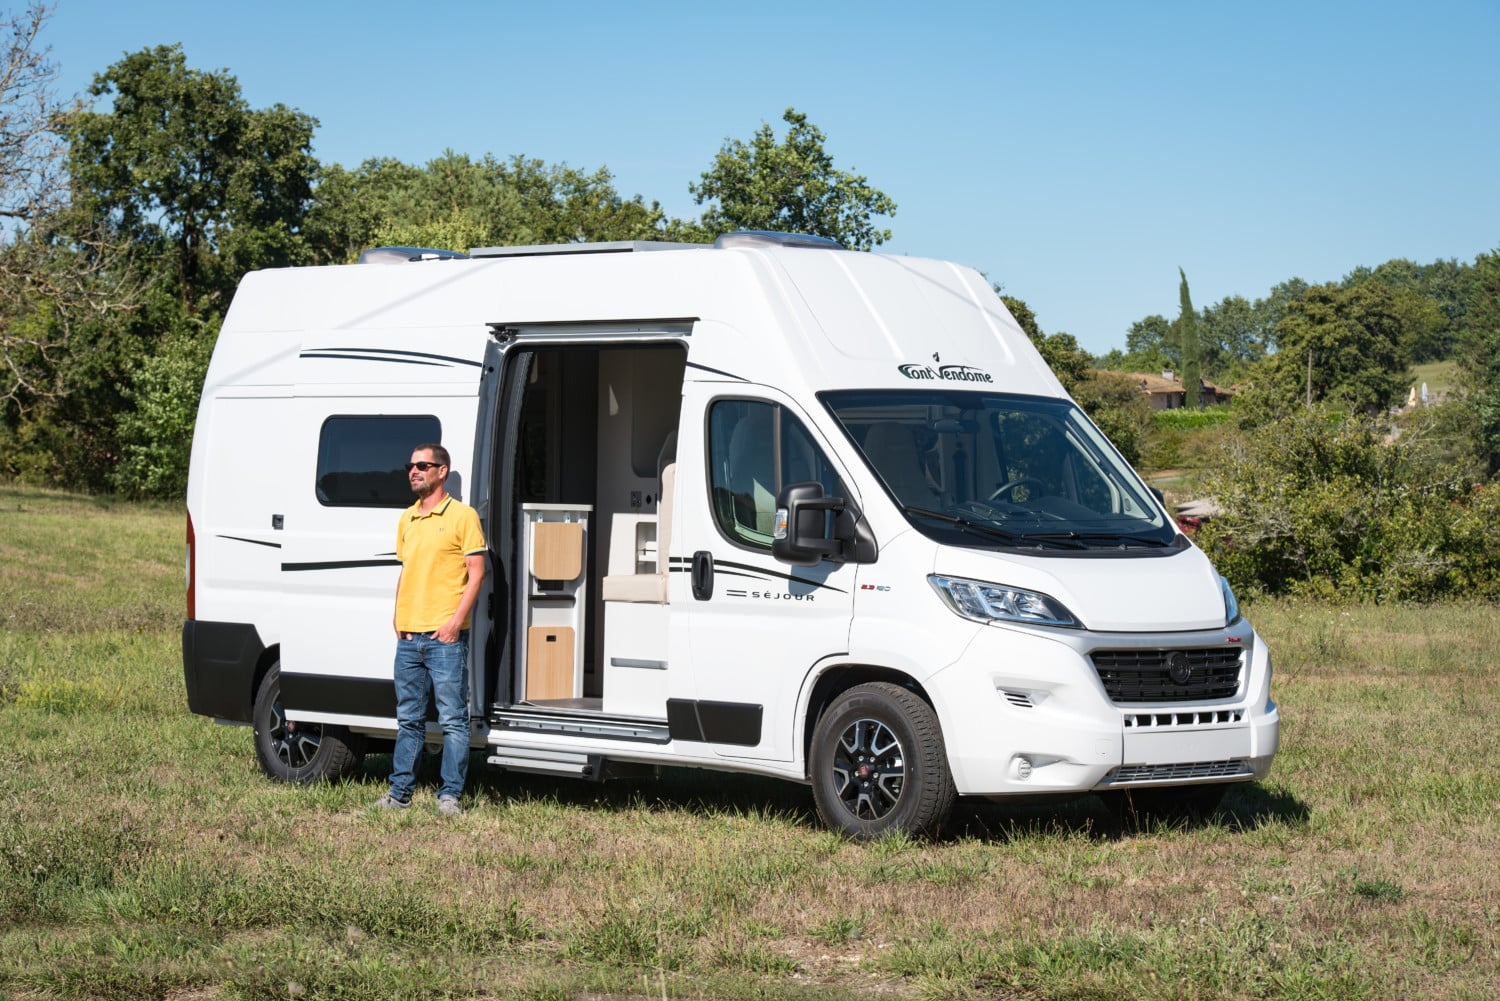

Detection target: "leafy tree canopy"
[1460, 248, 1500, 473]
[67, 43, 319, 314]
[305, 152, 681, 264]
[690, 108, 895, 250]
[1264, 282, 1437, 414]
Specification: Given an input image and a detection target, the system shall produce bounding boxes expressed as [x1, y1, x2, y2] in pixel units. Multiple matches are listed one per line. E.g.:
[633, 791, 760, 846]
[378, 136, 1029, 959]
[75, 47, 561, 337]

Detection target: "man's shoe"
[374, 792, 411, 810]
[437, 795, 463, 817]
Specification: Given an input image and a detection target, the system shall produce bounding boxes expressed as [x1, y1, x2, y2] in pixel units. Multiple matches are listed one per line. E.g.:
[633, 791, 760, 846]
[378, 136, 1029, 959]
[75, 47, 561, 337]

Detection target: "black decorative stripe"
[301, 352, 446, 368]
[711, 559, 849, 594]
[218, 535, 282, 549]
[302, 347, 483, 368]
[282, 558, 402, 572]
[708, 567, 775, 582]
[686, 361, 747, 381]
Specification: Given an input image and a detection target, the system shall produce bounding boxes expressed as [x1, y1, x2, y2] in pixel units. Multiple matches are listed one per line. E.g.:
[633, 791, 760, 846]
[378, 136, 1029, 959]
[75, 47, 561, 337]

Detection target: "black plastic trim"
[279, 672, 397, 719]
[666, 699, 763, 746]
[182, 620, 265, 723]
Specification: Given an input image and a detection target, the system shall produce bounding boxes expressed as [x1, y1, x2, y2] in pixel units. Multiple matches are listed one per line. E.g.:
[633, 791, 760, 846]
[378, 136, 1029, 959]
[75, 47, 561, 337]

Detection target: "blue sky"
[45, 0, 1500, 355]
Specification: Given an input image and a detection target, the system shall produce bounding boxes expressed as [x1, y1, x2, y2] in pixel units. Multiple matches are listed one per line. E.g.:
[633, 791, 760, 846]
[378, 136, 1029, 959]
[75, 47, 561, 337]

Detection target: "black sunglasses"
[404, 461, 443, 472]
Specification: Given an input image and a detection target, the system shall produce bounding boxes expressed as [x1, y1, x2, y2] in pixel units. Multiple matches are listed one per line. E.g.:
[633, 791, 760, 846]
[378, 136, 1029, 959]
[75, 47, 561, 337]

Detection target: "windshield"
[823, 389, 1179, 552]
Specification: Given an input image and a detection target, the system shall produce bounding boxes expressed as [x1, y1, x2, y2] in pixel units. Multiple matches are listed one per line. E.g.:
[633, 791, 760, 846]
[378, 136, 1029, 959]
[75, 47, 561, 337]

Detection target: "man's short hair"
[413, 443, 451, 468]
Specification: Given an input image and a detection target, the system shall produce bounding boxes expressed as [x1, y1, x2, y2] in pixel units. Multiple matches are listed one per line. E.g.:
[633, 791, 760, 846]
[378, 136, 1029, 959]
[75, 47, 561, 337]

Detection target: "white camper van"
[182, 233, 1277, 837]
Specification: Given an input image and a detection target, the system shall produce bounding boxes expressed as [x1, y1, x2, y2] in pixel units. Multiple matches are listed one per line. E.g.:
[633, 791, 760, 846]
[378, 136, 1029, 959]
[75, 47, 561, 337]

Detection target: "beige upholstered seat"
[601, 463, 674, 603]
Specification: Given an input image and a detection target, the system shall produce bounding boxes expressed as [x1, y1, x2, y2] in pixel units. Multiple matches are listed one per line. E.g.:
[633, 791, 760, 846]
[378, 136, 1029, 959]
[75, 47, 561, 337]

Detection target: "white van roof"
[206, 242, 1065, 400]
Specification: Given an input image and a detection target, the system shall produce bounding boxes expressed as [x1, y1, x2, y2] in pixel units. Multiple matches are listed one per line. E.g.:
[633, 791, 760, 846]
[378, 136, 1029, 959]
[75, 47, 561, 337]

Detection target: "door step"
[485, 746, 603, 779]
[489, 706, 671, 744]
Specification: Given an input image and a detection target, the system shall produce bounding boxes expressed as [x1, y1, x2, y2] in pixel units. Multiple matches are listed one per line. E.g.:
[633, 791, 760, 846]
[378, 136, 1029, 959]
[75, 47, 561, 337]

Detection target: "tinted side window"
[708, 400, 843, 549]
[316, 415, 441, 507]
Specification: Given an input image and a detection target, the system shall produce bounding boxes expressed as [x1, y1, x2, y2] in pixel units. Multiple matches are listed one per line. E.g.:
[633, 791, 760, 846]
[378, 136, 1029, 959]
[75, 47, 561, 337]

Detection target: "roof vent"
[357, 246, 469, 265]
[712, 231, 844, 251]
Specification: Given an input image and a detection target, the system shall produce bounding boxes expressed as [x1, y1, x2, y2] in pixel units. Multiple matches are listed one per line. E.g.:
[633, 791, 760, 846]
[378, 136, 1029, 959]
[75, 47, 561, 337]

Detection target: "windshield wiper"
[1024, 531, 1170, 548]
[902, 507, 1087, 549]
[902, 506, 1019, 541]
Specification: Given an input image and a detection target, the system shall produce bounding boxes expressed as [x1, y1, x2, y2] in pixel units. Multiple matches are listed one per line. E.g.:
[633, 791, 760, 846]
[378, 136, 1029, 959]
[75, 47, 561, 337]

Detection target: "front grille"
[1090, 647, 1242, 703]
[1102, 759, 1253, 784]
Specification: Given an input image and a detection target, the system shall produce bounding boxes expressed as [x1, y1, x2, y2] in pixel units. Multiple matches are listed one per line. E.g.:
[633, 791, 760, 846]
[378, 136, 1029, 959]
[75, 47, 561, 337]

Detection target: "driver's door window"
[708, 400, 843, 549]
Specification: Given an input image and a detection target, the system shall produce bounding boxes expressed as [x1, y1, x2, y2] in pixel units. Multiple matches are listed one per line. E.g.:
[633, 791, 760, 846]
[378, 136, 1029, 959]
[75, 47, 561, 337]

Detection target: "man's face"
[408, 450, 446, 498]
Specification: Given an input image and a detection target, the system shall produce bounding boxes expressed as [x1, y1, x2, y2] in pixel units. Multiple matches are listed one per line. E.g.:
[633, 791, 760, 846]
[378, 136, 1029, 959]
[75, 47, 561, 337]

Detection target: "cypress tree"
[1178, 268, 1201, 409]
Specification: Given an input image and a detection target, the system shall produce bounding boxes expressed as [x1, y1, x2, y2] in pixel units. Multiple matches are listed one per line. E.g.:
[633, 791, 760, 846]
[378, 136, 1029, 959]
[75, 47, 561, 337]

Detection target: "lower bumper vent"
[1101, 759, 1253, 785]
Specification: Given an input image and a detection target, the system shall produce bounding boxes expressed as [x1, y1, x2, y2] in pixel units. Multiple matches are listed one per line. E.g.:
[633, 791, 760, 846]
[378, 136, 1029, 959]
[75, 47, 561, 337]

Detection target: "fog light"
[1012, 756, 1033, 781]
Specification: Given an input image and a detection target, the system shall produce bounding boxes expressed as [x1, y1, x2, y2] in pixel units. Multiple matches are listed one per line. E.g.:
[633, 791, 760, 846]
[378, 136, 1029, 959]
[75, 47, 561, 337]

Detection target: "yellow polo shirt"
[394, 496, 487, 632]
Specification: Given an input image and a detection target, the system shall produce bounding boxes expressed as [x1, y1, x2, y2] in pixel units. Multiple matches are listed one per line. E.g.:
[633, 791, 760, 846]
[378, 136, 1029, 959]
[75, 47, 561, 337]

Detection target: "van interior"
[482, 341, 688, 724]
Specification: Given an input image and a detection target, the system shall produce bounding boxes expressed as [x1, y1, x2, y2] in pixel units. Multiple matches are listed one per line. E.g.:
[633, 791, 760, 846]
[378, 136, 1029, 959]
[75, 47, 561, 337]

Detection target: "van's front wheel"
[810, 682, 956, 840]
[252, 663, 364, 784]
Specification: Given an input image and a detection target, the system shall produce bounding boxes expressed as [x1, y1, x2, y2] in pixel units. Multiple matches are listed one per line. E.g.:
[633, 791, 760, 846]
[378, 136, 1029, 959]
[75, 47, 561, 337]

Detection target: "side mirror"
[773, 481, 845, 567]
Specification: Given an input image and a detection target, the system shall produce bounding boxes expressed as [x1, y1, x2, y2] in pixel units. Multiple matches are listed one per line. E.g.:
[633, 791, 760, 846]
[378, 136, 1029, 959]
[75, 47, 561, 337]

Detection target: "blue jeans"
[388, 631, 471, 802]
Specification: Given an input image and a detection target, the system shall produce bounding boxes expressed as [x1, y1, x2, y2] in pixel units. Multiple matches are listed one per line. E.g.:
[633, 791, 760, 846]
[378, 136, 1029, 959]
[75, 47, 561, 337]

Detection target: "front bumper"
[929, 619, 1278, 797]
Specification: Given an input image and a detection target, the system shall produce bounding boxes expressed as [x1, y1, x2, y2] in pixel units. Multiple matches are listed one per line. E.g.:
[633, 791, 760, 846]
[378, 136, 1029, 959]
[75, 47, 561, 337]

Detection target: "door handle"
[691, 550, 714, 601]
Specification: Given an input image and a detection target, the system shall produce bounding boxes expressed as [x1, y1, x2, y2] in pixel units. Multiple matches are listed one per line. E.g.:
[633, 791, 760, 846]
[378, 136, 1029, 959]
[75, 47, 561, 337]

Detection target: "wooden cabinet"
[519, 504, 589, 702]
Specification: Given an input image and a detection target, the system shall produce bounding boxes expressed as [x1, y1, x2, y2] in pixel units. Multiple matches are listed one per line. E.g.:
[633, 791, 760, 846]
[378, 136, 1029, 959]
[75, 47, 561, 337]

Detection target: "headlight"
[1220, 575, 1240, 625]
[928, 574, 1078, 628]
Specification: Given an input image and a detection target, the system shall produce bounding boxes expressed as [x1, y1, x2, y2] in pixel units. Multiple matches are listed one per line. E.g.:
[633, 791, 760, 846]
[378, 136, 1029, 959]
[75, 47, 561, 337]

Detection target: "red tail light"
[186, 510, 196, 620]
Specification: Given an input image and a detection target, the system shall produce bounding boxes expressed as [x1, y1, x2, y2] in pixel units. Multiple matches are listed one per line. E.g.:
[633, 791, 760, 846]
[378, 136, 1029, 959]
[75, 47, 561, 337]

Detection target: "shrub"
[1195, 407, 1500, 601]
[1151, 407, 1234, 431]
[111, 322, 217, 499]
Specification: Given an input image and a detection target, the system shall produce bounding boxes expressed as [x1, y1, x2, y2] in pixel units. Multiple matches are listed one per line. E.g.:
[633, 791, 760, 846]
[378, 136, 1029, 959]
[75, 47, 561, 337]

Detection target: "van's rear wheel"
[252, 663, 364, 784]
[810, 682, 956, 840]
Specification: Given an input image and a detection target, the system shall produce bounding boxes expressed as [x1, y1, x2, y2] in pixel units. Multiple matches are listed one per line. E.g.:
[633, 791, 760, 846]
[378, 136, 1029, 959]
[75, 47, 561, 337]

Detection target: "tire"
[810, 682, 956, 840]
[252, 662, 364, 784]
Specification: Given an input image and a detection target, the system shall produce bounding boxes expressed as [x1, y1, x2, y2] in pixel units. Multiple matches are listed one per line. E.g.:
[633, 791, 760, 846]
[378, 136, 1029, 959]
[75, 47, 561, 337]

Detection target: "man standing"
[376, 444, 486, 816]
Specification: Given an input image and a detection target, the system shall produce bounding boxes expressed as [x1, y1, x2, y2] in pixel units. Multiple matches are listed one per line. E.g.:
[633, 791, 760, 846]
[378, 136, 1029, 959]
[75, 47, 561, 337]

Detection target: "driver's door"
[675, 385, 860, 762]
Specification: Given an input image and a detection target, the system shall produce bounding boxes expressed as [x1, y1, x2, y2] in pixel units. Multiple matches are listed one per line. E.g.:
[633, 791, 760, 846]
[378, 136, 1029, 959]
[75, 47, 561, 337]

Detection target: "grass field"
[1, 482, 1497, 1000]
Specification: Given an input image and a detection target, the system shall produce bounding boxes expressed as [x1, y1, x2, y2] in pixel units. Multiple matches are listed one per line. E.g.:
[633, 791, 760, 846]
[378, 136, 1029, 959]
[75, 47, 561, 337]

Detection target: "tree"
[1176, 269, 1200, 409]
[0, 3, 140, 489]
[1460, 248, 1500, 474]
[60, 45, 320, 495]
[1199, 294, 1269, 377]
[68, 43, 319, 315]
[1094, 314, 1174, 374]
[305, 152, 674, 264]
[690, 108, 895, 250]
[1346, 257, 1473, 361]
[1267, 282, 1426, 413]
[1255, 277, 1310, 352]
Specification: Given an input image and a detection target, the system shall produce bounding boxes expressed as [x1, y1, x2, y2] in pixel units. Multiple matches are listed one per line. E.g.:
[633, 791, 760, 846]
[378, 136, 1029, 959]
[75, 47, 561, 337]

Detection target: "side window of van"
[708, 400, 843, 549]
[316, 415, 441, 507]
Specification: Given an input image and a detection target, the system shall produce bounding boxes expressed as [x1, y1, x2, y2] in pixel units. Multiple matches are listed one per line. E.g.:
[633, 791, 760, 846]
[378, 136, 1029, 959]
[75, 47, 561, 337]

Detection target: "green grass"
[3, 481, 1499, 999]
[1411, 359, 1460, 400]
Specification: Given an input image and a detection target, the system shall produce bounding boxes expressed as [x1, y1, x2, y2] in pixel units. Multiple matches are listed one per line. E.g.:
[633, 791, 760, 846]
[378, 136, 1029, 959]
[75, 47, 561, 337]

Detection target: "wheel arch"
[800, 663, 937, 780]
[251, 643, 281, 714]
